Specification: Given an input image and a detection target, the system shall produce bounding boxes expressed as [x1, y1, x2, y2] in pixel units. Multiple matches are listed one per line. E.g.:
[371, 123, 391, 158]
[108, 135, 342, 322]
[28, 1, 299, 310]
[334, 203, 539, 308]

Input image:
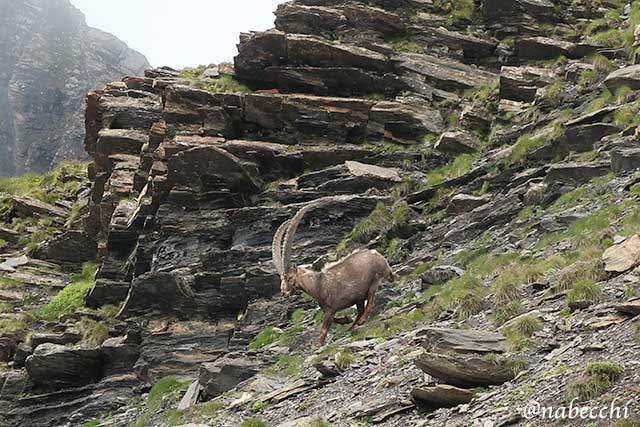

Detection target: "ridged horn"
[281, 204, 316, 272]
[271, 219, 290, 276]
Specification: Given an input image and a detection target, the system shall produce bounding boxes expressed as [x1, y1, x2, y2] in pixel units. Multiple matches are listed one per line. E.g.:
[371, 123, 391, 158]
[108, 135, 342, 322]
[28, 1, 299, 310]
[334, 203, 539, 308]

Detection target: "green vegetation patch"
[334, 349, 356, 370]
[337, 201, 410, 256]
[432, 0, 476, 24]
[192, 74, 251, 94]
[35, 262, 96, 321]
[0, 274, 24, 289]
[147, 377, 189, 411]
[0, 161, 88, 205]
[427, 274, 487, 320]
[241, 417, 268, 427]
[76, 318, 109, 346]
[425, 153, 478, 187]
[568, 362, 624, 401]
[179, 64, 251, 94]
[387, 37, 423, 53]
[266, 355, 304, 378]
[503, 315, 544, 352]
[248, 326, 283, 350]
[506, 118, 566, 165]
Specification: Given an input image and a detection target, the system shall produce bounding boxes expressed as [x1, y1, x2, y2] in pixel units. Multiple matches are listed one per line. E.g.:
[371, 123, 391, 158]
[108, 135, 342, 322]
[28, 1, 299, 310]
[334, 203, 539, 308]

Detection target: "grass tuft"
[334, 350, 356, 370]
[147, 377, 189, 411]
[241, 418, 268, 427]
[35, 262, 96, 321]
[568, 362, 624, 402]
[248, 327, 282, 350]
[76, 318, 109, 346]
[566, 279, 602, 304]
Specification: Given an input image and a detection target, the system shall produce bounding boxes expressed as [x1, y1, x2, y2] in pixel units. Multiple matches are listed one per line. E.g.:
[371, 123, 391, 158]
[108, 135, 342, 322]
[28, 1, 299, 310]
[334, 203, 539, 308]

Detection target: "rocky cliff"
[1, 0, 640, 427]
[0, 0, 149, 177]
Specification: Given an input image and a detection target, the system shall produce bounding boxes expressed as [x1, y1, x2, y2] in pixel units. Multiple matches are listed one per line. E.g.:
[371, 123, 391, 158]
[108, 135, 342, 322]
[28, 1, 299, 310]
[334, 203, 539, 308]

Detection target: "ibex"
[272, 198, 394, 346]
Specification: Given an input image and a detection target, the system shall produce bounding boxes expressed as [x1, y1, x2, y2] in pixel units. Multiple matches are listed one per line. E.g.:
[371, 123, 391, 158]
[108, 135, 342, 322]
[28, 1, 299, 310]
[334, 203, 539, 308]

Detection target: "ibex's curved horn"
[282, 204, 317, 273]
[272, 219, 290, 276]
[281, 196, 347, 272]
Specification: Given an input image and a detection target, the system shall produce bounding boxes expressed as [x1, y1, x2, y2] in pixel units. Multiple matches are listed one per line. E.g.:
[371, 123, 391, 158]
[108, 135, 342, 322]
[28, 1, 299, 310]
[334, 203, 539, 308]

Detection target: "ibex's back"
[322, 249, 393, 311]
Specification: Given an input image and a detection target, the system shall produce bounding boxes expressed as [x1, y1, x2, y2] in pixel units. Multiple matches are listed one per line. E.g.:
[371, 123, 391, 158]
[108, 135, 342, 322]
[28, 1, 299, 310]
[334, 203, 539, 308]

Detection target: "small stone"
[411, 384, 474, 408]
[421, 265, 465, 288]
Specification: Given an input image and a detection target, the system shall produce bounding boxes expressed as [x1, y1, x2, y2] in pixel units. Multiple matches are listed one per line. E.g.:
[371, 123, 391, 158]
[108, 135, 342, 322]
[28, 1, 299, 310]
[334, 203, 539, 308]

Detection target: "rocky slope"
[0, 0, 149, 177]
[2, 0, 640, 426]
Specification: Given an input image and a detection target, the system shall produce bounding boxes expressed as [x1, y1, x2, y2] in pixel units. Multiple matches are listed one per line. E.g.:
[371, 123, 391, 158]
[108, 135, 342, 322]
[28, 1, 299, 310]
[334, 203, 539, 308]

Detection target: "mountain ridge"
[0, 0, 149, 177]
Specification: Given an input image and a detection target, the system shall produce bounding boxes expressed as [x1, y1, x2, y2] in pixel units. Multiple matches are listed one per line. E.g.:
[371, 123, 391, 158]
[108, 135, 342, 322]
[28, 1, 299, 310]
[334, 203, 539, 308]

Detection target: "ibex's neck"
[296, 269, 327, 307]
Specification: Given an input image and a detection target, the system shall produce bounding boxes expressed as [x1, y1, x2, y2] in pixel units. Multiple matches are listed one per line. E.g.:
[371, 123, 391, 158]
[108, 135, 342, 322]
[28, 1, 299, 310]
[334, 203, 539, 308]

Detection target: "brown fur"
[281, 249, 393, 345]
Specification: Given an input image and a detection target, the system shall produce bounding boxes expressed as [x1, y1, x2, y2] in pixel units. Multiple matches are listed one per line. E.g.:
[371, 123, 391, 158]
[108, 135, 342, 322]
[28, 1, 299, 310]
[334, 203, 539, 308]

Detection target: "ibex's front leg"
[319, 309, 335, 346]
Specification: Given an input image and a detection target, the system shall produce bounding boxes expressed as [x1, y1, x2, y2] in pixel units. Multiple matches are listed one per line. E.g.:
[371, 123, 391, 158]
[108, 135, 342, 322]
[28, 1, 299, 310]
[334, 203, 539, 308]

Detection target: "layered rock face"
[0, 0, 149, 176]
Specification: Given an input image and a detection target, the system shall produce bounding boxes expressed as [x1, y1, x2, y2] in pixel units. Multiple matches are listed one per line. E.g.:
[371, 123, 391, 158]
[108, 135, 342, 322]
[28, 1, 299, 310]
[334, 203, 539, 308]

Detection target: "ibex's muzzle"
[281, 290, 291, 298]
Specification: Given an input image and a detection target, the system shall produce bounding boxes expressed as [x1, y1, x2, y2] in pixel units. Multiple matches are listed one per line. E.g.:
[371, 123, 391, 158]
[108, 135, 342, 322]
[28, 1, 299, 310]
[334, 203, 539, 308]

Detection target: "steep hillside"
[0, 0, 149, 177]
[1, 0, 640, 427]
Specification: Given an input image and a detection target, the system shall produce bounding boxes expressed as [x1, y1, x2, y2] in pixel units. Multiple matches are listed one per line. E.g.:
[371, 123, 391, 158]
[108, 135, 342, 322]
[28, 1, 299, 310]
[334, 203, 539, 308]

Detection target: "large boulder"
[415, 328, 516, 388]
[101, 334, 141, 376]
[25, 343, 104, 390]
[604, 65, 640, 90]
[275, 3, 405, 38]
[482, 0, 557, 24]
[500, 65, 556, 103]
[199, 353, 272, 399]
[611, 148, 640, 173]
[434, 131, 479, 156]
[446, 194, 490, 214]
[416, 350, 516, 389]
[397, 53, 498, 92]
[514, 37, 596, 60]
[33, 231, 97, 263]
[545, 161, 611, 186]
[602, 235, 640, 273]
[7, 196, 67, 221]
[297, 161, 401, 194]
[421, 265, 464, 289]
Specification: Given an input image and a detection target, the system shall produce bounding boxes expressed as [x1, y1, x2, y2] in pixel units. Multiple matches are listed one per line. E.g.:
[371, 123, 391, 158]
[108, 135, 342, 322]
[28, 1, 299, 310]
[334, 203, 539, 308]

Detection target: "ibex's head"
[280, 269, 298, 297]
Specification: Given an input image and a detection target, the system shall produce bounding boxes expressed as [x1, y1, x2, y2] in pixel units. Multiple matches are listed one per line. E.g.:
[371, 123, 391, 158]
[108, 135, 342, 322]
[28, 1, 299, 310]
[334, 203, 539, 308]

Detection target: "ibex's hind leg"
[358, 284, 378, 325]
[349, 301, 366, 331]
[319, 310, 335, 346]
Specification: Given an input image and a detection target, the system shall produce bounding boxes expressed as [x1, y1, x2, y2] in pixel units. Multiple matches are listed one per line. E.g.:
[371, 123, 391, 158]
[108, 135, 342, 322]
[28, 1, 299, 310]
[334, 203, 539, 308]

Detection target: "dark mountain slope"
[0, 0, 149, 177]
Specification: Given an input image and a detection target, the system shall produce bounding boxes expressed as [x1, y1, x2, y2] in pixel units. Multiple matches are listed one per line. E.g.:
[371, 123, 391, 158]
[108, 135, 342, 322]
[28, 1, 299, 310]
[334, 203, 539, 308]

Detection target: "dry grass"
[556, 258, 606, 292]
